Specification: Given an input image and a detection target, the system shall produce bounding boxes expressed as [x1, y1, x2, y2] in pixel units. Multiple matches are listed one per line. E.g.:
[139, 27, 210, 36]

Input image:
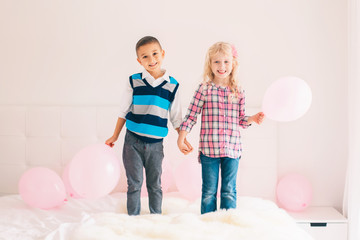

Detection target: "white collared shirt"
[118, 70, 182, 129]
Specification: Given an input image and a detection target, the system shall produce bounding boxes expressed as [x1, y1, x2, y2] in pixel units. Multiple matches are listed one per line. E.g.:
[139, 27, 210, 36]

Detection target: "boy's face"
[137, 42, 165, 75]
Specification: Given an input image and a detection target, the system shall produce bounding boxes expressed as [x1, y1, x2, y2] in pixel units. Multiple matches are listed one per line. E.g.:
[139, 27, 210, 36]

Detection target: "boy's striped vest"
[125, 73, 179, 142]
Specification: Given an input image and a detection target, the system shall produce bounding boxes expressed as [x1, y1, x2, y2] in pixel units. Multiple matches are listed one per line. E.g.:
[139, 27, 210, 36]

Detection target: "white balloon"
[262, 76, 312, 122]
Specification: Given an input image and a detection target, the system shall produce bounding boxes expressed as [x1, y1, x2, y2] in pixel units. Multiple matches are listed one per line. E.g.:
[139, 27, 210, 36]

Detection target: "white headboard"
[0, 106, 277, 200]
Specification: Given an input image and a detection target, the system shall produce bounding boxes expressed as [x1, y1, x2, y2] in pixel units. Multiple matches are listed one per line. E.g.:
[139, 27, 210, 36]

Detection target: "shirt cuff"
[172, 120, 182, 130]
[118, 112, 127, 119]
[179, 124, 192, 132]
[242, 116, 252, 127]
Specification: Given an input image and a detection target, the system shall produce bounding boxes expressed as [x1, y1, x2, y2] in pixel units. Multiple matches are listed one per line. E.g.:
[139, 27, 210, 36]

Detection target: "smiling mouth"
[218, 70, 226, 74]
[149, 62, 158, 67]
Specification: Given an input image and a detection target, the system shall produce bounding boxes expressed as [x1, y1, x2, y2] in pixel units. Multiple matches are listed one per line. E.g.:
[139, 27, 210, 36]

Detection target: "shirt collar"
[142, 69, 170, 82]
[210, 81, 229, 90]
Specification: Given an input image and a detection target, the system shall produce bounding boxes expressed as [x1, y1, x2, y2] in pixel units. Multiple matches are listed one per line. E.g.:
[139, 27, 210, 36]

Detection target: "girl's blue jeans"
[200, 152, 239, 214]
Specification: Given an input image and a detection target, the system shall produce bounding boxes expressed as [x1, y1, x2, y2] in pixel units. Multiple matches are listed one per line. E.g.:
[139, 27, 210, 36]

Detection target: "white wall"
[0, 0, 347, 209]
[346, 0, 360, 239]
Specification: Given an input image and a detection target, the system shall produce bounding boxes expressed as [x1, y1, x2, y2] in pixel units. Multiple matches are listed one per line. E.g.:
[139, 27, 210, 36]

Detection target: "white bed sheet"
[0, 193, 313, 240]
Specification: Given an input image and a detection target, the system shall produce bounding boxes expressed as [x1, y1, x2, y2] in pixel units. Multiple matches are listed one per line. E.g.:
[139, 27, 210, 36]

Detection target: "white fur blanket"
[45, 195, 313, 240]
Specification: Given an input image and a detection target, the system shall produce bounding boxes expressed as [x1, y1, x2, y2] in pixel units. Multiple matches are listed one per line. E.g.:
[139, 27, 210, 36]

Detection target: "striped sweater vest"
[125, 73, 179, 142]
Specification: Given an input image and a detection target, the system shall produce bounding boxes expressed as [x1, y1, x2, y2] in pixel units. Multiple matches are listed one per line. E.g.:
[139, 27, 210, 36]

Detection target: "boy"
[106, 36, 192, 215]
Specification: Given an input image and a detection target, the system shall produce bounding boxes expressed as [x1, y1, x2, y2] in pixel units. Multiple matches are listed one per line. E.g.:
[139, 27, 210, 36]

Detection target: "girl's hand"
[105, 136, 118, 148]
[249, 112, 265, 125]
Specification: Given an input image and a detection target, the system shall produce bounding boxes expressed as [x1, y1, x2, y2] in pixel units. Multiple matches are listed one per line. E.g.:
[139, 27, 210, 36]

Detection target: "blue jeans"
[122, 130, 164, 215]
[200, 152, 239, 214]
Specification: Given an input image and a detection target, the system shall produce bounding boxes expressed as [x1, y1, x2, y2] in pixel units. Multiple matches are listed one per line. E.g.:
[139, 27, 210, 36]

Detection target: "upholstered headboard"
[0, 106, 277, 200]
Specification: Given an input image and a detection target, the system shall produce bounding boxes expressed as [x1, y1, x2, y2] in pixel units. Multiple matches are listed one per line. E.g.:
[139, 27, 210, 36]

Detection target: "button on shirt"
[119, 70, 182, 129]
[179, 82, 250, 159]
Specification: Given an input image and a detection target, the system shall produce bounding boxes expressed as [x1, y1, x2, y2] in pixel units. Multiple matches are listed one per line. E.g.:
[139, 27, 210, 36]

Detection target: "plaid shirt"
[180, 82, 250, 160]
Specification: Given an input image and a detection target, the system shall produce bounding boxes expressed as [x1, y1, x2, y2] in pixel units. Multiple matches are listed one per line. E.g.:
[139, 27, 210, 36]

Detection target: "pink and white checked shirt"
[180, 82, 251, 159]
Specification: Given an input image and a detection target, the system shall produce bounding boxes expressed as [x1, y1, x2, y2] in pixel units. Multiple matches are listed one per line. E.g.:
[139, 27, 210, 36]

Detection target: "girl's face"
[210, 52, 233, 83]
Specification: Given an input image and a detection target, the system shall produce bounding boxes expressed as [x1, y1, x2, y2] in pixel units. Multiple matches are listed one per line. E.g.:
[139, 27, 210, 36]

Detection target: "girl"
[177, 42, 264, 214]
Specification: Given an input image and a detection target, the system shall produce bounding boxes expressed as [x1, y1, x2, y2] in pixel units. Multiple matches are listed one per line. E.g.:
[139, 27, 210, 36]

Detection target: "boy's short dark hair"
[136, 36, 162, 53]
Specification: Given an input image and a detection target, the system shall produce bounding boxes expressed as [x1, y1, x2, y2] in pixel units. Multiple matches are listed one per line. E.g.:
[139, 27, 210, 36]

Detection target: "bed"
[0, 105, 313, 239]
[0, 193, 313, 240]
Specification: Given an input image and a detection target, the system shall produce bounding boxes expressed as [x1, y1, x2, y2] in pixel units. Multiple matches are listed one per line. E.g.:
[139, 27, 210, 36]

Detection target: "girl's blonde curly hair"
[203, 42, 241, 98]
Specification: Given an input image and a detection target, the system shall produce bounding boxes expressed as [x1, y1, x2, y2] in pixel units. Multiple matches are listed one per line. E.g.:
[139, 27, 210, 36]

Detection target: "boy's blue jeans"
[200, 152, 239, 214]
[122, 130, 164, 215]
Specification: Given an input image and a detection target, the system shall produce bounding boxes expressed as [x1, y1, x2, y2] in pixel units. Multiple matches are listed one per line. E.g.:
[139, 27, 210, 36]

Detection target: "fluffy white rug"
[48, 196, 313, 240]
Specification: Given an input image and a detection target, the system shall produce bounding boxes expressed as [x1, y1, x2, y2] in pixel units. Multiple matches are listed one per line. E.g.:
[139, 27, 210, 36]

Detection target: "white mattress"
[0, 193, 313, 240]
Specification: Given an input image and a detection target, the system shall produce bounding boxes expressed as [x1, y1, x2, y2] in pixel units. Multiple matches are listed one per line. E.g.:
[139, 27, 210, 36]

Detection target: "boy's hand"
[249, 112, 265, 125]
[105, 136, 118, 148]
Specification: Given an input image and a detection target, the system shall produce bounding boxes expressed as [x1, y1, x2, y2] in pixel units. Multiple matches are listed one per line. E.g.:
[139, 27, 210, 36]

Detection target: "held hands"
[248, 112, 265, 125]
[177, 137, 193, 155]
[177, 129, 193, 155]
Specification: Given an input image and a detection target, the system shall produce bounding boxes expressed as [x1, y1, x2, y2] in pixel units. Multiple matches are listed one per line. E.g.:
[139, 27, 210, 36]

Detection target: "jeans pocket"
[199, 152, 214, 164]
[153, 142, 164, 158]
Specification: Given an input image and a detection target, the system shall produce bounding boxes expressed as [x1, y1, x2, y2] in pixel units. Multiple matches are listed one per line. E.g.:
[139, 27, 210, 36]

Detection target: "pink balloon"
[62, 164, 82, 199]
[276, 174, 312, 212]
[141, 160, 174, 197]
[69, 144, 120, 199]
[18, 167, 66, 209]
[262, 76, 312, 122]
[174, 160, 202, 201]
